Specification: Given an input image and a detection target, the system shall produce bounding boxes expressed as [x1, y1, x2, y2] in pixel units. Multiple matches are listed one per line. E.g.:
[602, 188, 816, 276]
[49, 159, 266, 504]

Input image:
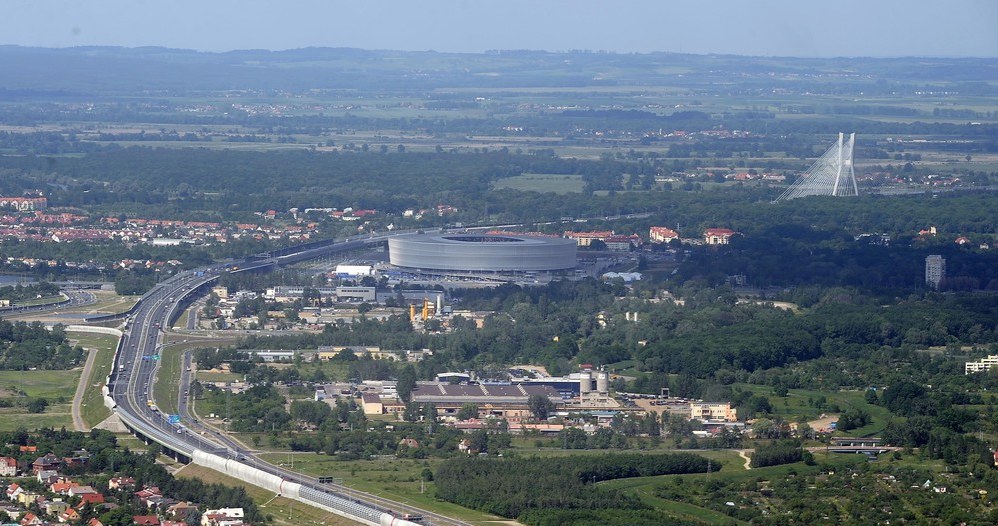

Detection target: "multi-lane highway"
[107, 241, 467, 526]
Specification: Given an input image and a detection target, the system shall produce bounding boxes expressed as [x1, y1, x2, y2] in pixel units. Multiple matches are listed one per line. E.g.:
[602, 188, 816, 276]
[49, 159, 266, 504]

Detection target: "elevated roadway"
[102, 236, 463, 526]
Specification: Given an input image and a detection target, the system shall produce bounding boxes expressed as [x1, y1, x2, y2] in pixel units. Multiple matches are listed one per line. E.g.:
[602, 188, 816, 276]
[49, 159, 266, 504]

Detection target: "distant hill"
[0, 45, 995, 95]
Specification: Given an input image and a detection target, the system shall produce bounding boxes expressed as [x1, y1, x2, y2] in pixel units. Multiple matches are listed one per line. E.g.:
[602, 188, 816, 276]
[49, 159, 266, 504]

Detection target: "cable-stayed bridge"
[775, 133, 858, 202]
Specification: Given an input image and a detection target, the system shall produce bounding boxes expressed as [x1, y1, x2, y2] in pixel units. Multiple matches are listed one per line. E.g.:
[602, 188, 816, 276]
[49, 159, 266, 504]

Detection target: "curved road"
[110, 240, 471, 526]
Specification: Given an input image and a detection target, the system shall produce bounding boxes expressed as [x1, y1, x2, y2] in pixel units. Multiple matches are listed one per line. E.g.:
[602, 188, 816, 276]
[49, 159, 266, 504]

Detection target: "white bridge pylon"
[775, 133, 858, 202]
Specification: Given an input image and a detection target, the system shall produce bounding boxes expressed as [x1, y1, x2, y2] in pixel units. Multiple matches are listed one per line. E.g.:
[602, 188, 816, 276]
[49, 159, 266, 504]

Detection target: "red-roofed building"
[0, 456, 16, 476]
[59, 508, 81, 522]
[6, 482, 23, 500]
[109, 476, 136, 490]
[80, 493, 105, 505]
[133, 516, 160, 525]
[649, 226, 679, 244]
[49, 481, 75, 495]
[563, 230, 614, 247]
[19, 512, 43, 525]
[704, 228, 737, 245]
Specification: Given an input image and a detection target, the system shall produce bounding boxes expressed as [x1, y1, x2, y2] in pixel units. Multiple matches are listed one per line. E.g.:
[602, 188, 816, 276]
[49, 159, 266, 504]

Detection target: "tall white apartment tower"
[925, 255, 945, 289]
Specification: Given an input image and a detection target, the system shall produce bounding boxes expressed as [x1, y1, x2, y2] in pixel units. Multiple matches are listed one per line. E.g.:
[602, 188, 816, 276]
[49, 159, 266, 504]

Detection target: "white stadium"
[388, 233, 577, 272]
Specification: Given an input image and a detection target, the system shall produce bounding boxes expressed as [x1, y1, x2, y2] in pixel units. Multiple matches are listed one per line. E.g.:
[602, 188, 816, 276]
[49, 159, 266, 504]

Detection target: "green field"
[14, 295, 65, 307]
[0, 404, 74, 431]
[154, 343, 185, 415]
[602, 453, 869, 525]
[256, 453, 504, 524]
[68, 331, 120, 428]
[62, 291, 140, 315]
[0, 366, 78, 431]
[0, 332, 121, 431]
[0, 369, 79, 399]
[732, 383, 896, 437]
[492, 173, 586, 193]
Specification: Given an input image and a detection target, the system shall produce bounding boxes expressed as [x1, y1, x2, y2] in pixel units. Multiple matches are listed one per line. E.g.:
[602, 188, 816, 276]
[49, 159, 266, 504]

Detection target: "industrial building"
[408, 382, 562, 420]
[388, 233, 577, 273]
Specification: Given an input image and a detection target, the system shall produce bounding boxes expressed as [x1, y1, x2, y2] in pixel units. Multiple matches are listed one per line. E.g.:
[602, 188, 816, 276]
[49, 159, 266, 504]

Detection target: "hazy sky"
[3, 0, 997, 57]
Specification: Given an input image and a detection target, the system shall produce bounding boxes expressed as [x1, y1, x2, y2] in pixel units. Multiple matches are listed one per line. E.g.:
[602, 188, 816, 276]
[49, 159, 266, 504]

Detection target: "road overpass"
[100, 235, 462, 526]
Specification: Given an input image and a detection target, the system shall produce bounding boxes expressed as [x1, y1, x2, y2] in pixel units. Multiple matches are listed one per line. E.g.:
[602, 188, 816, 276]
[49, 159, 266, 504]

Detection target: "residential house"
[133, 516, 160, 526]
[704, 228, 737, 245]
[1, 504, 25, 521]
[68, 486, 98, 498]
[59, 507, 81, 523]
[37, 470, 60, 485]
[200, 507, 244, 526]
[5, 483, 23, 500]
[167, 502, 198, 521]
[16, 491, 41, 507]
[648, 226, 679, 244]
[31, 453, 61, 474]
[563, 230, 614, 247]
[0, 457, 17, 477]
[44, 500, 69, 517]
[18, 511, 43, 525]
[49, 481, 75, 495]
[79, 493, 106, 506]
[42, 499, 70, 515]
[109, 477, 136, 491]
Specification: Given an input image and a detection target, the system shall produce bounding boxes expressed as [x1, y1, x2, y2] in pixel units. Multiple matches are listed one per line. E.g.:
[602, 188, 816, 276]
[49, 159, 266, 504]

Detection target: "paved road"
[72, 347, 99, 431]
[112, 244, 471, 526]
[1, 290, 96, 317]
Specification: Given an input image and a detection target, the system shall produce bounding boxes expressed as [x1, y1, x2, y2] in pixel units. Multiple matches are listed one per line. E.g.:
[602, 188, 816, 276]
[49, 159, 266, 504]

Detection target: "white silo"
[596, 370, 609, 394]
[579, 370, 592, 395]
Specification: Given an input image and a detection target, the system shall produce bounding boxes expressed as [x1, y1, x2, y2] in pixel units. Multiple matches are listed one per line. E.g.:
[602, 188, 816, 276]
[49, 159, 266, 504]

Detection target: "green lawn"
[197, 371, 244, 384]
[256, 453, 504, 524]
[62, 291, 140, 315]
[174, 309, 190, 330]
[0, 404, 73, 431]
[14, 295, 65, 307]
[0, 369, 79, 399]
[68, 331, 120, 428]
[0, 333, 119, 431]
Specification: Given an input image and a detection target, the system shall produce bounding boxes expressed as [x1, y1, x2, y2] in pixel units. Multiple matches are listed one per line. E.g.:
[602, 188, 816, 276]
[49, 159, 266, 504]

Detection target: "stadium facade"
[388, 233, 577, 272]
